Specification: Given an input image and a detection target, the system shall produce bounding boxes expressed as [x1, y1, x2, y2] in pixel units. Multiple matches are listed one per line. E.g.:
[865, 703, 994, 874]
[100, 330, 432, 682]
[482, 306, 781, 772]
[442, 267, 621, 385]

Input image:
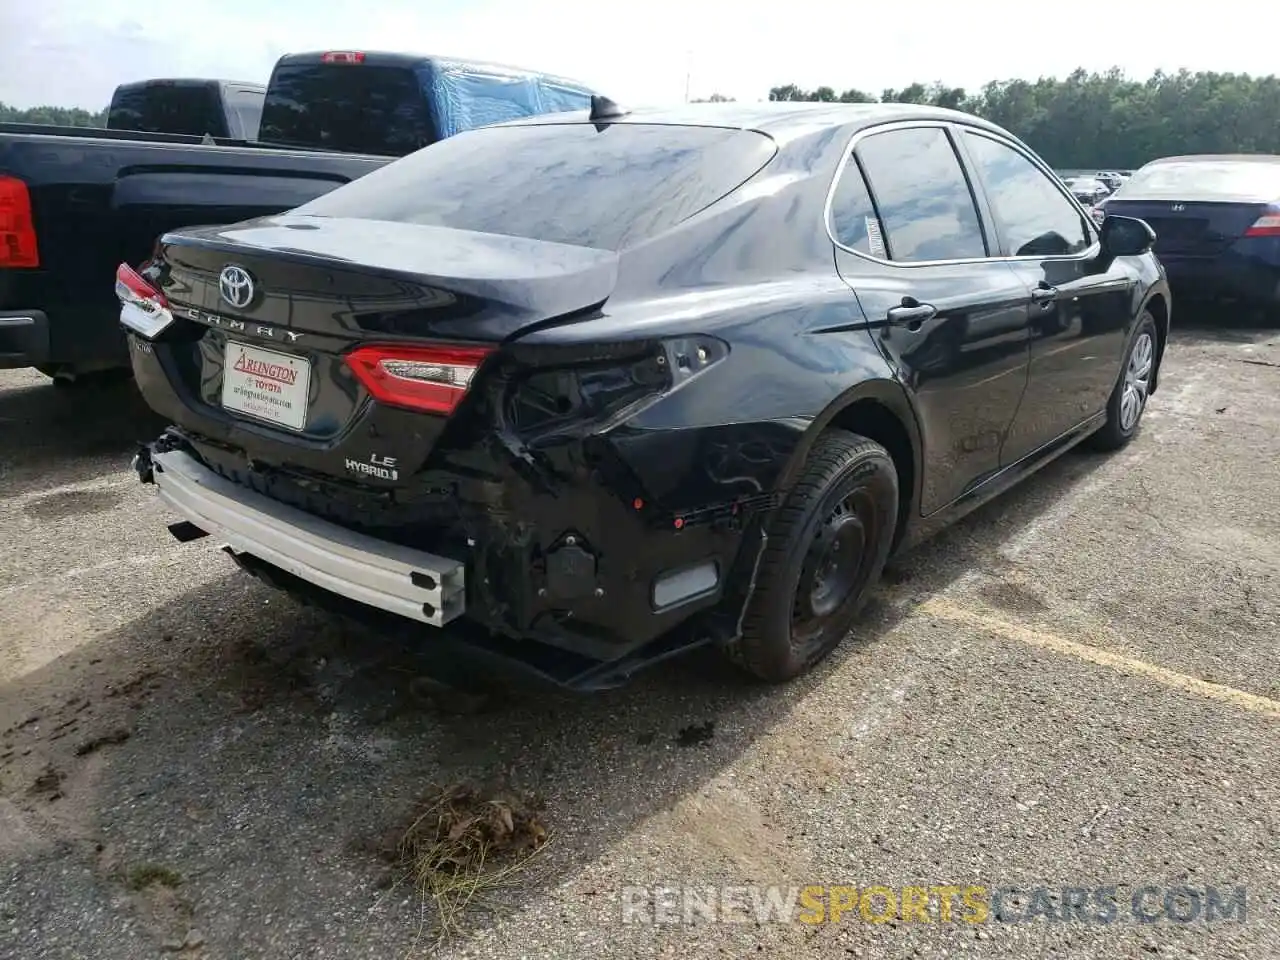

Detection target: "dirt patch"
[23, 487, 125, 521]
[675, 720, 716, 747]
[657, 786, 809, 882]
[979, 579, 1051, 616]
[105, 670, 161, 700]
[126, 863, 183, 892]
[222, 639, 320, 715]
[74, 727, 131, 757]
[131, 883, 197, 951]
[408, 675, 494, 716]
[27, 765, 65, 802]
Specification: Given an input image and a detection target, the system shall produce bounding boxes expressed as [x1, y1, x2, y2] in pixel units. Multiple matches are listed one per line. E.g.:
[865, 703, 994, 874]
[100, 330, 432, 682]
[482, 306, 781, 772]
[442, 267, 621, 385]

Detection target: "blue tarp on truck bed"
[422, 59, 595, 138]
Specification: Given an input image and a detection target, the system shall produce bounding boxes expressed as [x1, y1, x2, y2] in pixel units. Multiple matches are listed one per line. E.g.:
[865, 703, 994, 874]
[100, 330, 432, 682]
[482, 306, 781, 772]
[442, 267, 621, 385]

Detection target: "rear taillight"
[115, 262, 175, 339]
[345, 344, 495, 415]
[321, 51, 365, 64]
[0, 175, 39, 268]
[1244, 207, 1280, 237]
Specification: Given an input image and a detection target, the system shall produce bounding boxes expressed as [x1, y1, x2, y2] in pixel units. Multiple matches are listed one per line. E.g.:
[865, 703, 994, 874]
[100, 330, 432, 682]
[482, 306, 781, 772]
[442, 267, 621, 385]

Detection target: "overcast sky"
[0, 0, 1271, 110]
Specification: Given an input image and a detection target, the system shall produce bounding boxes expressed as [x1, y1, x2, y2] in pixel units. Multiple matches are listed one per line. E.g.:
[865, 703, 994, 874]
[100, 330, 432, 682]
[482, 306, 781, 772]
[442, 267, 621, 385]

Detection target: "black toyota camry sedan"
[119, 99, 1170, 689]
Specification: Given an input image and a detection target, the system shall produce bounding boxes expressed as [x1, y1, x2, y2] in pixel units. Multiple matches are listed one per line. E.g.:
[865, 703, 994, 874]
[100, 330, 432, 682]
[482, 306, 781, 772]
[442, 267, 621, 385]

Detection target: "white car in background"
[1094, 170, 1127, 191]
[1063, 176, 1111, 207]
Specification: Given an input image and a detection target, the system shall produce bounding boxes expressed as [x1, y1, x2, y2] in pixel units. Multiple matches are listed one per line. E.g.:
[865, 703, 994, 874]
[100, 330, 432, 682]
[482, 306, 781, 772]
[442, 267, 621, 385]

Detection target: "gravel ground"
[1, 315, 1277, 960]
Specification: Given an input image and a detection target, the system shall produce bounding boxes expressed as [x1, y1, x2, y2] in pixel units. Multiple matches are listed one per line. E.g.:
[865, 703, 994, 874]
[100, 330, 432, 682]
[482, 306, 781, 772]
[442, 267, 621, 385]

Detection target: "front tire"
[1090, 311, 1158, 451]
[726, 429, 898, 683]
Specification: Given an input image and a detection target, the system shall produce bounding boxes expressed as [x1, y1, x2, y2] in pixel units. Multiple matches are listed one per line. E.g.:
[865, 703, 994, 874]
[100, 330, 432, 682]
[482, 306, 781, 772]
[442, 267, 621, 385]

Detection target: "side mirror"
[1100, 215, 1156, 257]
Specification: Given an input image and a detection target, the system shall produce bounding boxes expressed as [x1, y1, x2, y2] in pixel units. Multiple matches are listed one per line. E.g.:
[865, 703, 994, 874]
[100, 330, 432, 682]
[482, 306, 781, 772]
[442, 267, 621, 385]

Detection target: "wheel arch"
[1142, 290, 1170, 394]
[775, 378, 923, 553]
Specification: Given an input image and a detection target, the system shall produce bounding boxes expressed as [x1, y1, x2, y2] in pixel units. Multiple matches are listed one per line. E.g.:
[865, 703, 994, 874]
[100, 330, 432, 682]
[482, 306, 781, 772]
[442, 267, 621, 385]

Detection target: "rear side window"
[828, 159, 887, 257]
[963, 132, 1090, 256]
[855, 127, 987, 262]
[108, 84, 226, 137]
[258, 64, 434, 156]
[292, 123, 778, 251]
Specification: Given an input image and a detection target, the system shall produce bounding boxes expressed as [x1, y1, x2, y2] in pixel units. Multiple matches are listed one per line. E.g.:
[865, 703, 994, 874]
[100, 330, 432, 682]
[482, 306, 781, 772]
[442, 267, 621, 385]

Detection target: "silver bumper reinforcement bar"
[151, 449, 466, 627]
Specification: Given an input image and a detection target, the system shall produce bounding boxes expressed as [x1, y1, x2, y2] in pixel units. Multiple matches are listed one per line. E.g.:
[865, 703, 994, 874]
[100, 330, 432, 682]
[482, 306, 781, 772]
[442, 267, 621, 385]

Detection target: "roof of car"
[506, 101, 1008, 145]
[274, 51, 594, 89]
[114, 78, 264, 90]
[1145, 154, 1280, 165]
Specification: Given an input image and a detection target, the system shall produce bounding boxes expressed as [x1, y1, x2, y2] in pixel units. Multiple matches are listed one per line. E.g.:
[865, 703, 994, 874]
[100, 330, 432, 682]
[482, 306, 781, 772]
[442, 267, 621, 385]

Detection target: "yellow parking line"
[919, 597, 1280, 720]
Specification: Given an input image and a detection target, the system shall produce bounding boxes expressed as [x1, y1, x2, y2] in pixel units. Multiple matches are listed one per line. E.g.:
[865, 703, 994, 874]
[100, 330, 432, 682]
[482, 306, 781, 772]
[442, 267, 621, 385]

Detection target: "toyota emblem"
[219, 265, 255, 309]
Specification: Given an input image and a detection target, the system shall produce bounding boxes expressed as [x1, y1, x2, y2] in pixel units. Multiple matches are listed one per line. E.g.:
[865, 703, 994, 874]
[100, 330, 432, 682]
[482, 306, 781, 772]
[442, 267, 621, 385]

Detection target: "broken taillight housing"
[344, 343, 496, 415]
[115, 262, 175, 339]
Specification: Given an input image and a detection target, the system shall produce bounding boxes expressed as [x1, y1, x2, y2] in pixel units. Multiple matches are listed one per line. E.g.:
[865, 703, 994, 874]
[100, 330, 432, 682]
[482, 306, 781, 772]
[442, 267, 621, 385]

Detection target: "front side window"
[964, 132, 1090, 257]
[854, 127, 987, 262]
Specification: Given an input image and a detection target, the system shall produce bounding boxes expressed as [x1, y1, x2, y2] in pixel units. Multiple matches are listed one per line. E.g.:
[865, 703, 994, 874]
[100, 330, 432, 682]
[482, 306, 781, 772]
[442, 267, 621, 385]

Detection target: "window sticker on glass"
[866, 217, 887, 258]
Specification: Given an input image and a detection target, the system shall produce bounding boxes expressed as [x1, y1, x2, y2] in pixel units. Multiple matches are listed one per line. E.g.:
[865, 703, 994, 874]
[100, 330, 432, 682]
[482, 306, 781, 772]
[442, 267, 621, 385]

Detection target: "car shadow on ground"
[0, 373, 165, 496]
[1169, 301, 1280, 346]
[0, 440, 1116, 957]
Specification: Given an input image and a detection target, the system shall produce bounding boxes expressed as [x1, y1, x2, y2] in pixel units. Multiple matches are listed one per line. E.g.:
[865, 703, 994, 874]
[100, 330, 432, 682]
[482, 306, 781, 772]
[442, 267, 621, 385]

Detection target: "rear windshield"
[1117, 160, 1280, 201]
[258, 64, 434, 156]
[291, 122, 778, 251]
[108, 84, 226, 137]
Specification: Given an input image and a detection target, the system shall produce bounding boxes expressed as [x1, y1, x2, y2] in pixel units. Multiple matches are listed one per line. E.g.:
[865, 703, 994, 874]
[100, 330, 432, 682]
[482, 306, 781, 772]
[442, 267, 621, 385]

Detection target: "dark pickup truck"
[0, 51, 596, 383]
[107, 78, 267, 140]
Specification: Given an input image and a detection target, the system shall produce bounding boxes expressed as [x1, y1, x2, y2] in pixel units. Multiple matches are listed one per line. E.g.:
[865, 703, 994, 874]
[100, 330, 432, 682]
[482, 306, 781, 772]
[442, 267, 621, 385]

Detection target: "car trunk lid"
[1103, 199, 1270, 257]
[144, 214, 618, 488]
[161, 214, 618, 338]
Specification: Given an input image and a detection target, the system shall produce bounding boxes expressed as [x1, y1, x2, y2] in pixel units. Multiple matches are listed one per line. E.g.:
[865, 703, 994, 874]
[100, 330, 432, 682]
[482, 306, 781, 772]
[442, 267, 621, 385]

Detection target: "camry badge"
[219, 265, 255, 309]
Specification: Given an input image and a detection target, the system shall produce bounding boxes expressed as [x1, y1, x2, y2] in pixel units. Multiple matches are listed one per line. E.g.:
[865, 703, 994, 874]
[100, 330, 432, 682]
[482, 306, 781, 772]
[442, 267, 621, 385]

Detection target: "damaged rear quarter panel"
[468, 273, 892, 652]
[511, 279, 895, 513]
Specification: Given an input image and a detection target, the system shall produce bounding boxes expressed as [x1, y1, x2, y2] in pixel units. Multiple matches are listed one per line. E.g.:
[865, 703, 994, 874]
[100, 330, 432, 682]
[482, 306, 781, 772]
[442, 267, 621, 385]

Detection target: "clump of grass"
[126, 863, 183, 891]
[381, 782, 549, 943]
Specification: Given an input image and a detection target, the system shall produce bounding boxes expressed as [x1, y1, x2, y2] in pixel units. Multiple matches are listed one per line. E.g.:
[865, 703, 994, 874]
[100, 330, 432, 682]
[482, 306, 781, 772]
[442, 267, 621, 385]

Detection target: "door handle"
[1030, 285, 1058, 306]
[886, 301, 937, 327]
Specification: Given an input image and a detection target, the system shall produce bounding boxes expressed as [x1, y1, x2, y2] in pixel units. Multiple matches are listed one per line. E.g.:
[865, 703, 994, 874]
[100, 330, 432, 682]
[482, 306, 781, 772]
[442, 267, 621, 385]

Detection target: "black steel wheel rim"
[791, 488, 879, 648]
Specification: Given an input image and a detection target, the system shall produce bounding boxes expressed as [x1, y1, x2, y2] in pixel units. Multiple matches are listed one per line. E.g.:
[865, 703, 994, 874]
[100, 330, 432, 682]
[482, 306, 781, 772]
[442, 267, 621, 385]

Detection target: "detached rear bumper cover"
[150, 449, 465, 627]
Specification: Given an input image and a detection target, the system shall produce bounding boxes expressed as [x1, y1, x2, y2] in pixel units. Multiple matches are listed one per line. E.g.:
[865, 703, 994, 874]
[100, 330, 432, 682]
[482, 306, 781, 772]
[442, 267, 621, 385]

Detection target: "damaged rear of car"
[124, 112, 824, 689]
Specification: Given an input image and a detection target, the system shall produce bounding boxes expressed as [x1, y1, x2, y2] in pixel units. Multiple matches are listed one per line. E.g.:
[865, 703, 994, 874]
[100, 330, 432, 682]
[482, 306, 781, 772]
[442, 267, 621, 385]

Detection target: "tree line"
[706, 68, 1280, 168]
[8, 66, 1280, 167]
[0, 103, 107, 127]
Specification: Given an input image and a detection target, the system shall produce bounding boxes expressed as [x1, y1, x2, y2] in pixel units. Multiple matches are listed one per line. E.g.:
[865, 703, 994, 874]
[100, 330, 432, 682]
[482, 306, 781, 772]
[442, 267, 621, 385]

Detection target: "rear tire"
[726, 429, 898, 683]
[1089, 310, 1157, 452]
